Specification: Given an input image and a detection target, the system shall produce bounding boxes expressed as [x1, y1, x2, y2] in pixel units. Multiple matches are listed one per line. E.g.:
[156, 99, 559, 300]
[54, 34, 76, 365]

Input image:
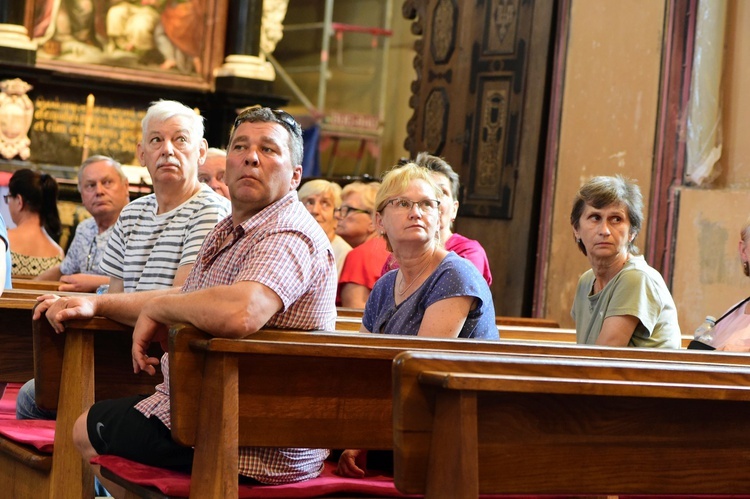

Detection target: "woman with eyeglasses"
[336, 181, 389, 308]
[381, 152, 492, 286]
[335, 163, 497, 480]
[5, 169, 64, 277]
[362, 163, 496, 338]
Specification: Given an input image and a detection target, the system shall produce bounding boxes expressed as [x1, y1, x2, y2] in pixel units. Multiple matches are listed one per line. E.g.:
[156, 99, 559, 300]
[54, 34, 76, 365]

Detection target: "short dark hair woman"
[570, 175, 681, 348]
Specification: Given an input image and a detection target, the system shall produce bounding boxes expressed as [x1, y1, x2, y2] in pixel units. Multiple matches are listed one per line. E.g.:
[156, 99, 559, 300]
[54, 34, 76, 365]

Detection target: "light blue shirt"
[0, 214, 11, 290]
[60, 217, 112, 275]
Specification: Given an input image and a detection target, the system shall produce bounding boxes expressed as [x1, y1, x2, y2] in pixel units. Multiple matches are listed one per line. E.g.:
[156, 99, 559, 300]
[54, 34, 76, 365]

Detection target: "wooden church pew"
[392, 350, 750, 497]
[0, 315, 162, 499]
[336, 307, 562, 329]
[333, 315, 577, 341]
[101, 325, 750, 498]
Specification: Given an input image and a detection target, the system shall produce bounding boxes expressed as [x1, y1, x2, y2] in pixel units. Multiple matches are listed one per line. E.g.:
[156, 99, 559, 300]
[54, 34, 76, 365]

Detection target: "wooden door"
[403, 0, 554, 315]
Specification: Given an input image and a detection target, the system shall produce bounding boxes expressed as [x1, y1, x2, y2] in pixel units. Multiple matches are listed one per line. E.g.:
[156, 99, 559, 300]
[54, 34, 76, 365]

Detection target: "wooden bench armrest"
[11, 279, 62, 291]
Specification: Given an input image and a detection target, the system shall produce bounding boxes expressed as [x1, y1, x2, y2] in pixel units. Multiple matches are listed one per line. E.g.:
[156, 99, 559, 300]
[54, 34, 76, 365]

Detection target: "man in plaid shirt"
[35, 106, 337, 488]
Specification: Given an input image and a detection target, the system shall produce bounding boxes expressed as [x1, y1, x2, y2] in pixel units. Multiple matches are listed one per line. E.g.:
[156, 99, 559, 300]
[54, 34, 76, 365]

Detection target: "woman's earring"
[743, 261, 749, 277]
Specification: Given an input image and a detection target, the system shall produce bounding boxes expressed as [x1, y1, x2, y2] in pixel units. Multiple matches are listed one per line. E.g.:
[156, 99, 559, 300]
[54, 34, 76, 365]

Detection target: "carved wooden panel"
[403, 0, 554, 315]
[405, 0, 539, 219]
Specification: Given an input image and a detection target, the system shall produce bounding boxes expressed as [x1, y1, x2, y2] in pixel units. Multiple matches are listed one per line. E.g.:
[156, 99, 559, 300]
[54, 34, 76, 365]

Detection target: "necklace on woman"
[398, 253, 433, 296]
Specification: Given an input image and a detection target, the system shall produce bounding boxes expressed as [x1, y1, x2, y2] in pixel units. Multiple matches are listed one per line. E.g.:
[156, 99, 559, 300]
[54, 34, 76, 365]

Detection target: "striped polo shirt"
[99, 184, 230, 292]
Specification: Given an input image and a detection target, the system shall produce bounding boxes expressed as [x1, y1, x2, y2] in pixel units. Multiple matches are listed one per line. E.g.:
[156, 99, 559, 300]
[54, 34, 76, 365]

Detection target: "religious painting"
[27, 0, 228, 90]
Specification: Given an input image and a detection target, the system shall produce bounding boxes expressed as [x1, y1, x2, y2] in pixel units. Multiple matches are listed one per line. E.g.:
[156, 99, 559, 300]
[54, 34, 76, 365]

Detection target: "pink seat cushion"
[92, 456, 416, 498]
[0, 420, 55, 453]
[0, 382, 55, 453]
[0, 382, 21, 420]
[93, 454, 748, 499]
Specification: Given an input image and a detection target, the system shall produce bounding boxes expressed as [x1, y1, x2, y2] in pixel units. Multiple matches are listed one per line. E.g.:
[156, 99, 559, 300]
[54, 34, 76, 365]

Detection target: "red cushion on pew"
[0, 382, 21, 420]
[0, 420, 55, 453]
[92, 456, 417, 498]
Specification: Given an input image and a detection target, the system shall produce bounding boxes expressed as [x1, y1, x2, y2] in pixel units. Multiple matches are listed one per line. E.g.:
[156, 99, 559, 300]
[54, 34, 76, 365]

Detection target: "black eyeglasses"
[335, 205, 372, 218]
[234, 106, 302, 138]
[3, 194, 12, 203]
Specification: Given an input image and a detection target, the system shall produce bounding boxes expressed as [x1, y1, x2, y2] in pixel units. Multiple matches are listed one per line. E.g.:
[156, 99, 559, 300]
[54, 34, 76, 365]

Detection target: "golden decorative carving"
[0, 79, 34, 160]
[431, 0, 456, 63]
[423, 89, 447, 153]
[261, 0, 290, 55]
[490, 0, 519, 52]
[477, 89, 508, 189]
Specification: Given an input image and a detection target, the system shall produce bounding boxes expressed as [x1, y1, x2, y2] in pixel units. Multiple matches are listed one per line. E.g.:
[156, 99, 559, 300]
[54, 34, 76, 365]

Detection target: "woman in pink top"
[381, 153, 492, 285]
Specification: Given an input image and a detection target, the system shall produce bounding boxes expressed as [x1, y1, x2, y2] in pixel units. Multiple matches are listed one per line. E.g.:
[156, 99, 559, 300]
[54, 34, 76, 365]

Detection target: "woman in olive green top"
[570, 175, 681, 348]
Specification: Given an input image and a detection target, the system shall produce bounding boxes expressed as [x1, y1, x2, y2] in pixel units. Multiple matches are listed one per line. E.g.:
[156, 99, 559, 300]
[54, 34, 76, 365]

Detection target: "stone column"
[215, 0, 288, 82]
[0, 1, 36, 63]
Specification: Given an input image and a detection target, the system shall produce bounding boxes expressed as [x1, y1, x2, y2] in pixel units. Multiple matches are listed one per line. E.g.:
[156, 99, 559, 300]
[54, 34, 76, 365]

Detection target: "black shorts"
[86, 395, 194, 472]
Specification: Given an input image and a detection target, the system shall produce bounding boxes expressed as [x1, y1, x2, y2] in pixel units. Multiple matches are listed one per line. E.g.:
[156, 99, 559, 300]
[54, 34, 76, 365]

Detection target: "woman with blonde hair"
[336, 163, 496, 479]
[382, 152, 492, 285]
[361, 163, 496, 338]
[298, 179, 351, 277]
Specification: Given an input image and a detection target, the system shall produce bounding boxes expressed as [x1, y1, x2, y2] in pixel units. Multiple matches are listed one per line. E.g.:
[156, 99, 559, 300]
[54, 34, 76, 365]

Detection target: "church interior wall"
[671, 0, 750, 334]
[542, 0, 665, 328]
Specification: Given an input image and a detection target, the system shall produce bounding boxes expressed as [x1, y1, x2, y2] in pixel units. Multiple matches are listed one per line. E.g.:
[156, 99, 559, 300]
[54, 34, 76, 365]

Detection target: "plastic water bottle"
[694, 315, 717, 345]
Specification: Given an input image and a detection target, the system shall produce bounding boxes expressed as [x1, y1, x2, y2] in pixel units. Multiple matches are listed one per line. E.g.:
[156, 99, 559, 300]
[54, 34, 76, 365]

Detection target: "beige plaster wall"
[719, 0, 750, 188]
[672, 188, 748, 334]
[542, 0, 666, 327]
[671, 1, 750, 334]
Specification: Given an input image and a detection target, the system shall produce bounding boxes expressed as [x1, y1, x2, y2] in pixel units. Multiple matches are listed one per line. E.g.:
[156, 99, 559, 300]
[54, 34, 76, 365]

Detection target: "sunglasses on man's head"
[233, 107, 302, 138]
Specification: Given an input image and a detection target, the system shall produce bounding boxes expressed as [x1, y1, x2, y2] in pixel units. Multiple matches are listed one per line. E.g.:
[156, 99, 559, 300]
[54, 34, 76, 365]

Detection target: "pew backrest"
[10, 279, 62, 292]
[391, 350, 750, 496]
[28, 317, 164, 497]
[0, 298, 37, 382]
[168, 325, 750, 450]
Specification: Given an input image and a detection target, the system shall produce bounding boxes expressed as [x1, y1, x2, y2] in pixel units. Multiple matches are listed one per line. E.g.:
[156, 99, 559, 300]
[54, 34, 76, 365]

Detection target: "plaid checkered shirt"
[134, 191, 337, 484]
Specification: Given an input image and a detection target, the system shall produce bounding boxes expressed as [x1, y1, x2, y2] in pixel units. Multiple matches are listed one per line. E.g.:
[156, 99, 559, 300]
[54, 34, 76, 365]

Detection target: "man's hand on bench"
[132, 310, 168, 375]
[34, 294, 97, 333]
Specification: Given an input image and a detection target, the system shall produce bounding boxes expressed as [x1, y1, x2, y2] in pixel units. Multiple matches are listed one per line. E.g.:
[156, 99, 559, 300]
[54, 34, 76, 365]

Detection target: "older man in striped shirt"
[16, 100, 230, 422]
[99, 100, 230, 293]
[36, 106, 337, 490]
